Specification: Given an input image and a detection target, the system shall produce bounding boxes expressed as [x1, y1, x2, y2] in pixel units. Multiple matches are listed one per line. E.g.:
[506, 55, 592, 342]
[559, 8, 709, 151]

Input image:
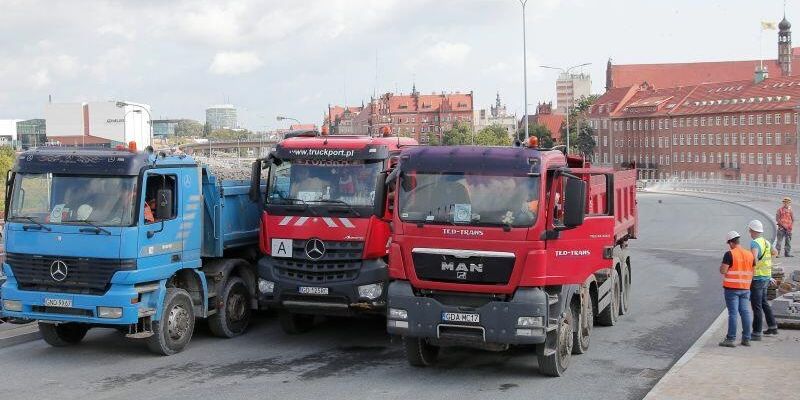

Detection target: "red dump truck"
[385, 144, 637, 376]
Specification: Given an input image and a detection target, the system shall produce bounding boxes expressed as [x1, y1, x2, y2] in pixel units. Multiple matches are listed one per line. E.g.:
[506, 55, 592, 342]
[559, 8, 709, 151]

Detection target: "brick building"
[326, 87, 473, 143]
[519, 102, 565, 141]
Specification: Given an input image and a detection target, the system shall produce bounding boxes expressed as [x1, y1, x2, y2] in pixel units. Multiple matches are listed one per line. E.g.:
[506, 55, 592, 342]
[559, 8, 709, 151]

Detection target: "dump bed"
[200, 166, 261, 258]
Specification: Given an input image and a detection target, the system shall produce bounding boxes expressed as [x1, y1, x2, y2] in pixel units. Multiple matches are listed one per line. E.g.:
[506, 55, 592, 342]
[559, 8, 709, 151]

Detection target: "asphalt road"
[0, 193, 765, 400]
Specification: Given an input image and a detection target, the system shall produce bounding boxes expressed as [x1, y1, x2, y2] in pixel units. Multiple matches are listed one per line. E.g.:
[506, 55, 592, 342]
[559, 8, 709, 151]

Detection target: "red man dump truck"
[251, 131, 416, 333]
[385, 144, 637, 376]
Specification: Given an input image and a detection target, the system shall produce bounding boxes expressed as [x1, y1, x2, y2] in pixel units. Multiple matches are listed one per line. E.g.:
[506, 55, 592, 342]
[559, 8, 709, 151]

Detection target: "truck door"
[546, 171, 616, 283]
[138, 171, 184, 269]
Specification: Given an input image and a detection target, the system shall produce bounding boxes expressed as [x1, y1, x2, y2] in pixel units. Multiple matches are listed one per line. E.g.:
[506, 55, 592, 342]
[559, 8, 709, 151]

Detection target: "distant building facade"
[556, 72, 591, 114]
[17, 119, 46, 149]
[0, 119, 22, 145]
[474, 93, 517, 138]
[45, 101, 151, 147]
[519, 102, 565, 142]
[152, 119, 182, 137]
[206, 105, 237, 130]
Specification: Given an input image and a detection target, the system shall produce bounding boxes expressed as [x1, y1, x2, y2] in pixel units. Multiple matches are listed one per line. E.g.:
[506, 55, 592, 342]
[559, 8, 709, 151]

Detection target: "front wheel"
[537, 310, 574, 377]
[403, 337, 439, 367]
[146, 288, 196, 356]
[39, 322, 89, 347]
[278, 310, 315, 334]
[208, 277, 252, 338]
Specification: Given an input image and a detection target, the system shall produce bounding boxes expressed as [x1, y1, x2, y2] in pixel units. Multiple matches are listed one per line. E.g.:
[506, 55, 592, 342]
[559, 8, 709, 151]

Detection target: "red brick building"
[326, 87, 474, 143]
[519, 102, 566, 141]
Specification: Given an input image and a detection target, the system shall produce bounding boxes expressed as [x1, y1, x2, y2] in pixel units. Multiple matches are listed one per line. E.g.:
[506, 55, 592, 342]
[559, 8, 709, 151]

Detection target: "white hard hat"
[726, 231, 741, 241]
[748, 220, 764, 233]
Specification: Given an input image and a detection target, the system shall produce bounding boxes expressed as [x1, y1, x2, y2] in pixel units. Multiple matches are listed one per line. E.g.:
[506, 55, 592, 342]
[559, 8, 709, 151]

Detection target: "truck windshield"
[398, 172, 540, 227]
[267, 159, 381, 208]
[9, 173, 138, 227]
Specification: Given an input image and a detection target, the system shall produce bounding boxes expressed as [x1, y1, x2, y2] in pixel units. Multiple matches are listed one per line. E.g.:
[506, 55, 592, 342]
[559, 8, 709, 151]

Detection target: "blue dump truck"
[0, 147, 262, 355]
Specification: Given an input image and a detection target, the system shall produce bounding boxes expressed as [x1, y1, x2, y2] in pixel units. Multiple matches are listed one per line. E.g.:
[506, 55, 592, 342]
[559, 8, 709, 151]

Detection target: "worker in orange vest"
[719, 230, 755, 348]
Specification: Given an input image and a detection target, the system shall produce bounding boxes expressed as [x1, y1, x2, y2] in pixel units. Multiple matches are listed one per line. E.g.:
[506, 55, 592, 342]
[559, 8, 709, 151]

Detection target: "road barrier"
[641, 178, 800, 199]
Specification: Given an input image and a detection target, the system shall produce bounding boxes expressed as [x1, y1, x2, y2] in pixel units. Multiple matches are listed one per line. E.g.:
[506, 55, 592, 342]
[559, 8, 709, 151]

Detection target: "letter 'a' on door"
[272, 238, 293, 258]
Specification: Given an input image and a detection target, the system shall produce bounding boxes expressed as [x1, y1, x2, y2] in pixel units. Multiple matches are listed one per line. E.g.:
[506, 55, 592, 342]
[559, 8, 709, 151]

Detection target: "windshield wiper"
[308, 199, 361, 216]
[269, 196, 317, 216]
[62, 219, 112, 235]
[9, 215, 51, 231]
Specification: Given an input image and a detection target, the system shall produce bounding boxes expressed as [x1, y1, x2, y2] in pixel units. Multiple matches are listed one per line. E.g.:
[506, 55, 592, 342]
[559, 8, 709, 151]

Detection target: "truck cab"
[253, 132, 416, 333]
[385, 145, 637, 376]
[1, 147, 262, 354]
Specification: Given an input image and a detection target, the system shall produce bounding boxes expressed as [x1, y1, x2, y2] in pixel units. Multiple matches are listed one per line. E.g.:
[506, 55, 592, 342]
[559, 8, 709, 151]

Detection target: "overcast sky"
[0, 0, 793, 130]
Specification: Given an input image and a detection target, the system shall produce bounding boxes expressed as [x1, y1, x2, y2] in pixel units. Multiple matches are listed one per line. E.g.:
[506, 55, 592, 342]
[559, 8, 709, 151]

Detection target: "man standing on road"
[775, 197, 794, 257]
[748, 220, 779, 340]
[719, 231, 755, 347]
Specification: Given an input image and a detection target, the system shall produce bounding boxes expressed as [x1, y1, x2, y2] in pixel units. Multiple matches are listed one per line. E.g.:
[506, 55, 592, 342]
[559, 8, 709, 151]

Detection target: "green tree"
[174, 120, 204, 137]
[475, 124, 512, 146]
[516, 123, 556, 148]
[0, 146, 16, 213]
[207, 129, 251, 140]
[561, 94, 599, 157]
[438, 121, 473, 145]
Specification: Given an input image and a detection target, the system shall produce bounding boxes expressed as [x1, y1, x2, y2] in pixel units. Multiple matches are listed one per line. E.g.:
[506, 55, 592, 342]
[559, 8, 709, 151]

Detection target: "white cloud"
[209, 51, 264, 75]
[30, 69, 50, 88]
[97, 24, 136, 40]
[427, 41, 471, 64]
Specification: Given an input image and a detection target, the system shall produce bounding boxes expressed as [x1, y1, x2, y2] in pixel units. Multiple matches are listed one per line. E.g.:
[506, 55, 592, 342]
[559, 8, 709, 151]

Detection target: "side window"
[144, 174, 177, 224]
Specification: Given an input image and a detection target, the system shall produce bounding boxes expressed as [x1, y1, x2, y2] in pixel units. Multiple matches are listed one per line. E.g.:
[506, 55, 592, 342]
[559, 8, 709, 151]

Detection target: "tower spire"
[779, 9, 792, 77]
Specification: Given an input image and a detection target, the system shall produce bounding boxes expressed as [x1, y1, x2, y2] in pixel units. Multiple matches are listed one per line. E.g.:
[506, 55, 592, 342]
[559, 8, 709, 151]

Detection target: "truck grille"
[273, 240, 364, 284]
[412, 251, 515, 285]
[6, 253, 137, 296]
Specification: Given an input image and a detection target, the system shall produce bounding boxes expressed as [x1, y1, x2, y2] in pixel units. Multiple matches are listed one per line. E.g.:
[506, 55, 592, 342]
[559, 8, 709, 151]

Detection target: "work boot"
[751, 335, 762, 341]
[764, 328, 779, 335]
[719, 339, 736, 347]
[741, 338, 751, 346]
[785, 254, 794, 258]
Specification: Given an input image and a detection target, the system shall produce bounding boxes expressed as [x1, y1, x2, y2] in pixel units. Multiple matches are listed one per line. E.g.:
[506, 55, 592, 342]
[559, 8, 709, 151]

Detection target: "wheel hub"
[167, 304, 190, 340]
[228, 293, 247, 321]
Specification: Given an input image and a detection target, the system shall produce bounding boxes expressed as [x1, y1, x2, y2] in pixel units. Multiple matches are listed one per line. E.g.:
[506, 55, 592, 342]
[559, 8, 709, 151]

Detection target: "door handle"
[171, 254, 181, 262]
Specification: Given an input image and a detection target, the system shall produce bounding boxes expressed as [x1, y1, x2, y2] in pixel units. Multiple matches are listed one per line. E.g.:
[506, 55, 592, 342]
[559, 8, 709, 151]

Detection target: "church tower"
[778, 14, 792, 77]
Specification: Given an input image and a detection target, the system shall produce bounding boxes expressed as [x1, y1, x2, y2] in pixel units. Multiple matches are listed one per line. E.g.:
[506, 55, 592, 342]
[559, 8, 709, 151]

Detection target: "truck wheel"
[538, 310, 574, 377]
[572, 299, 592, 355]
[278, 310, 314, 334]
[403, 337, 439, 367]
[597, 269, 620, 326]
[146, 288, 195, 356]
[208, 277, 252, 338]
[39, 322, 89, 347]
[620, 265, 631, 315]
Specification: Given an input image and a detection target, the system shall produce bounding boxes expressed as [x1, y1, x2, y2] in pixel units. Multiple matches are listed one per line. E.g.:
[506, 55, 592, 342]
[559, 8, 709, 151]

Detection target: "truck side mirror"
[374, 171, 388, 219]
[249, 159, 262, 203]
[563, 177, 586, 228]
[156, 188, 173, 220]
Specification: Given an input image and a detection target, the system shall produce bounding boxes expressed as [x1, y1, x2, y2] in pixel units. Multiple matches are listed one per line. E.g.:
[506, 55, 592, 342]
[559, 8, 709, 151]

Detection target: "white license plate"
[298, 286, 329, 295]
[442, 312, 480, 323]
[44, 298, 72, 308]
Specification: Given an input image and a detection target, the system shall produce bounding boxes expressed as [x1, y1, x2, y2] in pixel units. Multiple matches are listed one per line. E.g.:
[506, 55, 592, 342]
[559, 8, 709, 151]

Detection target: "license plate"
[299, 286, 329, 295]
[44, 298, 72, 308]
[442, 312, 480, 323]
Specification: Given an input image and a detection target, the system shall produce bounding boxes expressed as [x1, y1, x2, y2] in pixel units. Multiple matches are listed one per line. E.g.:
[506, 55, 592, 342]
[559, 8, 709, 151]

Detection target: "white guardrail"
[639, 178, 800, 199]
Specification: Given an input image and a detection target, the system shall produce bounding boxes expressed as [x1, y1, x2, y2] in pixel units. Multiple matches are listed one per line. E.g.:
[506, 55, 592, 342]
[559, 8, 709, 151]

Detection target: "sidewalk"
[0, 320, 40, 349]
[645, 190, 800, 400]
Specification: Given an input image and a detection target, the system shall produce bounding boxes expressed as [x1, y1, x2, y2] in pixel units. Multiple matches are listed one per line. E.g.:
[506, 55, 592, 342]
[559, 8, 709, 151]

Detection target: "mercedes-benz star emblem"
[50, 260, 69, 282]
[305, 239, 326, 260]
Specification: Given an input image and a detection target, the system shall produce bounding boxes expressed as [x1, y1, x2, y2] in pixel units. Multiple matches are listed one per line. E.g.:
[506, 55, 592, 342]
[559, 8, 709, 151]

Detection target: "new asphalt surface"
[0, 193, 761, 399]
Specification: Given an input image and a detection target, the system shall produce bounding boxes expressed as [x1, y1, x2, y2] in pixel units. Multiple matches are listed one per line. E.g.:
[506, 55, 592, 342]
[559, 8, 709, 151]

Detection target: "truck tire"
[208, 277, 252, 338]
[39, 322, 89, 347]
[537, 310, 574, 377]
[597, 269, 620, 326]
[403, 337, 439, 367]
[278, 310, 314, 334]
[146, 288, 195, 356]
[572, 298, 592, 355]
[620, 264, 631, 315]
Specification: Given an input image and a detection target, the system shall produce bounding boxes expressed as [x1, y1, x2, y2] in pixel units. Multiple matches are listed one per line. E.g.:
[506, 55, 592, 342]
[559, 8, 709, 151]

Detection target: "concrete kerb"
[642, 190, 778, 400]
[0, 321, 40, 349]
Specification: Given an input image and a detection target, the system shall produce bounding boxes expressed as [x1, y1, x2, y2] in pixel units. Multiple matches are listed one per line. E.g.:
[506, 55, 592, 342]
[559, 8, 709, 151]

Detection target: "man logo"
[305, 239, 326, 260]
[50, 260, 69, 282]
[441, 261, 483, 279]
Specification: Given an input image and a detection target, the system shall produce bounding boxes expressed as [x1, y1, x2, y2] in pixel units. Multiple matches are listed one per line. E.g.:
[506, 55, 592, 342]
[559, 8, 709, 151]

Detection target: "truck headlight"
[258, 279, 275, 294]
[3, 300, 22, 312]
[97, 307, 123, 319]
[517, 316, 544, 327]
[389, 308, 408, 320]
[357, 283, 383, 300]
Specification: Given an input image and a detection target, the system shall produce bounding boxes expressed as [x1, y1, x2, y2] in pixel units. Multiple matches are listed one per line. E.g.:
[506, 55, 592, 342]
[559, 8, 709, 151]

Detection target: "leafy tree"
[439, 121, 473, 145]
[475, 124, 512, 146]
[174, 120, 204, 137]
[0, 146, 16, 213]
[516, 123, 555, 148]
[561, 94, 598, 157]
[207, 129, 252, 140]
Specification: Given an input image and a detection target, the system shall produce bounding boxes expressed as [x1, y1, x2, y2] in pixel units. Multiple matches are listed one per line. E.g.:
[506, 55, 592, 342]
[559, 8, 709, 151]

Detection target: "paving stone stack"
[769, 266, 785, 300]
[772, 266, 800, 328]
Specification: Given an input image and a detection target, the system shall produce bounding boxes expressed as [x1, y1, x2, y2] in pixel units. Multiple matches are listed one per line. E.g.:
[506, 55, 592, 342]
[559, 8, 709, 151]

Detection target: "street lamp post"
[540, 63, 591, 154]
[276, 115, 300, 124]
[520, 0, 529, 142]
[116, 101, 153, 148]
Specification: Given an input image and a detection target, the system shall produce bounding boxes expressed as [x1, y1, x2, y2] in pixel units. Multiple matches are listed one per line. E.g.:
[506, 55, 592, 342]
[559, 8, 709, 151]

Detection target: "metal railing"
[640, 178, 800, 199]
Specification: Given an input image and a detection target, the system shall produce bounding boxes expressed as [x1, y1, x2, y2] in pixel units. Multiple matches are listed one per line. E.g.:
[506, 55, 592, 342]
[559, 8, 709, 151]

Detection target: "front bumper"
[257, 256, 388, 316]
[386, 281, 549, 345]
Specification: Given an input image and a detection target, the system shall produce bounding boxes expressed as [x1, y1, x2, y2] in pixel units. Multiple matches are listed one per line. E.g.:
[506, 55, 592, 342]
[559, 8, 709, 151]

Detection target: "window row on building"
[611, 112, 800, 132]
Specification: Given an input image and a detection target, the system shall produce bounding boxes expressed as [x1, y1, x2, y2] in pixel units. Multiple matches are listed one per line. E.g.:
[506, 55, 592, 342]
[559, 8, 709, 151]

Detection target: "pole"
[521, 0, 529, 142]
[565, 105, 570, 154]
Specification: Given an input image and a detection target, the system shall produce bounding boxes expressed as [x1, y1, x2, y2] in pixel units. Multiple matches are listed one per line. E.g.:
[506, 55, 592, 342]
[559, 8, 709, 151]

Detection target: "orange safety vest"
[723, 246, 755, 290]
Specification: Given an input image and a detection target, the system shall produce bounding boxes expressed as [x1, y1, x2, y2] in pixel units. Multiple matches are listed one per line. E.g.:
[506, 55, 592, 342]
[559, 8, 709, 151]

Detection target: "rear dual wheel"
[208, 277, 252, 338]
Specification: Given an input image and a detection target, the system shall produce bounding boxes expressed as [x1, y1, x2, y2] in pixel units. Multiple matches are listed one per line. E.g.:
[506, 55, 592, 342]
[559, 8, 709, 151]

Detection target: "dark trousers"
[776, 227, 792, 256]
[751, 279, 777, 335]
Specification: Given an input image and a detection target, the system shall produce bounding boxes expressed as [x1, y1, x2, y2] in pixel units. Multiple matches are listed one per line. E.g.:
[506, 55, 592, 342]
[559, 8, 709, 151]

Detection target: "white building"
[45, 101, 151, 147]
[0, 119, 23, 144]
[556, 72, 591, 114]
[473, 93, 517, 138]
[206, 104, 237, 130]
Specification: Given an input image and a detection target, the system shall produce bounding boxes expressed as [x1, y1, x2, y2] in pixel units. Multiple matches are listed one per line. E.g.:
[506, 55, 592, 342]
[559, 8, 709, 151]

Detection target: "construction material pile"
[193, 154, 255, 181]
[772, 266, 800, 328]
